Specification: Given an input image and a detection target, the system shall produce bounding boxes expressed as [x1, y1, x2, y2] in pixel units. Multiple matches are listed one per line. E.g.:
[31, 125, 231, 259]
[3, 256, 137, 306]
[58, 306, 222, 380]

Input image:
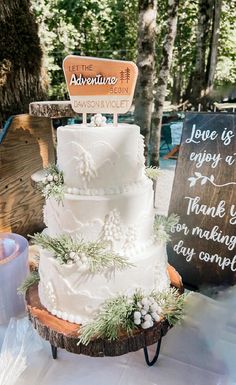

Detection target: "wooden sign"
[63, 56, 138, 114]
[167, 112, 236, 288]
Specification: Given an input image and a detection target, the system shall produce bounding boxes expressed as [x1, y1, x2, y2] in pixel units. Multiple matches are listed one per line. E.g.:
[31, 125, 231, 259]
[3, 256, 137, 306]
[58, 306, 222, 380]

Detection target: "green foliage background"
[31, 0, 236, 101]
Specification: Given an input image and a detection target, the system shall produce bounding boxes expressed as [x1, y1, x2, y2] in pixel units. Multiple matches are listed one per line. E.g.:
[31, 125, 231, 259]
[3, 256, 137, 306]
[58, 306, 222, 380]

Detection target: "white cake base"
[38, 242, 170, 324]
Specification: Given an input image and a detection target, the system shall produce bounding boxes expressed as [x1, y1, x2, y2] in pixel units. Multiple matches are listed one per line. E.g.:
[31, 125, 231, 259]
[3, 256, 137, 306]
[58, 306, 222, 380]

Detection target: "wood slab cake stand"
[26, 266, 183, 366]
[28, 102, 183, 365]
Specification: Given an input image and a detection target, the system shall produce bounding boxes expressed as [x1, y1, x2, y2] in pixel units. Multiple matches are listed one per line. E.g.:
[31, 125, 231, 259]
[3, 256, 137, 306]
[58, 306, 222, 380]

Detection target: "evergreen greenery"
[145, 166, 161, 181]
[152, 287, 186, 326]
[29, 233, 134, 272]
[17, 271, 40, 294]
[30, 0, 236, 103]
[154, 214, 179, 242]
[78, 288, 186, 345]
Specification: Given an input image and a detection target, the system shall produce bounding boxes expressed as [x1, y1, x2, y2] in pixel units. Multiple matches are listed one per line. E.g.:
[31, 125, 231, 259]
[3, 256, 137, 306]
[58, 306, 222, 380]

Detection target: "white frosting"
[38, 243, 169, 323]
[57, 123, 145, 190]
[43, 178, 154, 250]
[39, 121, 170, 324]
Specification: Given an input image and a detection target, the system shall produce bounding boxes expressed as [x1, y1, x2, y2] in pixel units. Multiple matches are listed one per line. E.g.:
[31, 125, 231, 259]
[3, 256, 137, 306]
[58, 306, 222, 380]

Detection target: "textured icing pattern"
[44, 179, 155, 251]
[76, 148, 97, 184]
[99, 209, 123, 247]
[65, 177, 150, 196]
[57, 124, 145, 189]
[137, 134, 146, 167]
[38, 242, 170, 323]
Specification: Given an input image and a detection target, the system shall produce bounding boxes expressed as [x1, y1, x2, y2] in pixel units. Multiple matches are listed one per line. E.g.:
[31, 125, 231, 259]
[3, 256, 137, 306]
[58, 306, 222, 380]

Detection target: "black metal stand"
[143, 336, 162, 366]
[51, 344, 58, 359]
[50, 336, 163, 365]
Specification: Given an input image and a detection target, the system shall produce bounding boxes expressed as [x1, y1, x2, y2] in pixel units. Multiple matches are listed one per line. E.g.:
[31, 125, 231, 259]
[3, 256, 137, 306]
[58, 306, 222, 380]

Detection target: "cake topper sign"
[63, 56, 138, 117]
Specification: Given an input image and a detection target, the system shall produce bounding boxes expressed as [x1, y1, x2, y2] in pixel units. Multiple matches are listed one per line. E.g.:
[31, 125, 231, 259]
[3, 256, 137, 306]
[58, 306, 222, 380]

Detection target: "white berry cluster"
[89, 113, 107, 127]
[133, 296, 162, 329]
[41, 166, 64, 191]
[64, 250, 89, 271]
[39, 165, 65, 201]
[102, 209, 123, 242]
[43, 172, 59, 185]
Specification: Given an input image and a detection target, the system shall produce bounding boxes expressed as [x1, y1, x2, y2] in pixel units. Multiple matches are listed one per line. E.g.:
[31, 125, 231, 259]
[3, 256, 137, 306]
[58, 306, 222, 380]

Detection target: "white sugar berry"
[137, 302, 142, 309]
[157, 306, 163, 314]
[141, 298, 149, 306]
[144, 314, 152, 322]
[150, 303, 158, 312]
[134, 311, 141, 319]
[151, 313, 161, 322]
[143, 304, 150, 312]
[69, 251, 76, 259]
[53, 174, 59, 182]
[141, 320, 152, 329]
[67, 260, 73, 265]
[141, 309, 147, 316]
[134, 318, 141, 325]
[47, 174, 53, 182]
[148, 296, 155, 304]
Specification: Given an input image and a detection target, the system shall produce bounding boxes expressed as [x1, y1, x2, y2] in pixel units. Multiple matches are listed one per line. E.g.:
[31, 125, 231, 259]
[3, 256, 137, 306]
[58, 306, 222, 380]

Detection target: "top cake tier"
[57, 123, 145, 191]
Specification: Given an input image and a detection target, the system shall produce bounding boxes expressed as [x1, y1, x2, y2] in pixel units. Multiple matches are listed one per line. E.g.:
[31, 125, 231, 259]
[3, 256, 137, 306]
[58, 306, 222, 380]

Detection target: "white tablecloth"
[1, 288, 236, 385]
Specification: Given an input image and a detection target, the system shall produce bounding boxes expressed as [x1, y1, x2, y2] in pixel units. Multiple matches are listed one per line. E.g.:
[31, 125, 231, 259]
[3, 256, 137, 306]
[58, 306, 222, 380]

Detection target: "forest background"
[0, 0, 236, 164]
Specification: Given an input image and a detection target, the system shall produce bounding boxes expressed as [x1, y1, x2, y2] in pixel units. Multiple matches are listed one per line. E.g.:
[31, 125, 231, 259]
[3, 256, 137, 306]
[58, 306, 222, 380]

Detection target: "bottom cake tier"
[38, 241, 170, 324]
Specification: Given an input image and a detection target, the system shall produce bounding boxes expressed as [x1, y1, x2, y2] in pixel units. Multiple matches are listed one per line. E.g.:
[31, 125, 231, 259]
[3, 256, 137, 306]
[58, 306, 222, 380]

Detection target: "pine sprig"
[145, 166, 161, 181]
[29, 233, 134, 272]
[78, 295, 136, 345]
[154, 213, 179, 242]
[152, 288, 186, 326]
[78, 288, 186, 345]
[17, 271, 40, 294]
[85, 241, 134, 273]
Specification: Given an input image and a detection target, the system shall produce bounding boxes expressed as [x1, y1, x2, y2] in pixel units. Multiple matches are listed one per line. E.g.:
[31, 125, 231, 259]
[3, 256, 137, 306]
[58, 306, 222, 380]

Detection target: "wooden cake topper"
[63, 56, 138, 124]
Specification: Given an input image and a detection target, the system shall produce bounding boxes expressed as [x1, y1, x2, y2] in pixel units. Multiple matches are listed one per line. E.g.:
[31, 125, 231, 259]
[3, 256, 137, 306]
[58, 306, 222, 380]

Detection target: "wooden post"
[113, 113, 118, 127]
[83, 113, 87, 126]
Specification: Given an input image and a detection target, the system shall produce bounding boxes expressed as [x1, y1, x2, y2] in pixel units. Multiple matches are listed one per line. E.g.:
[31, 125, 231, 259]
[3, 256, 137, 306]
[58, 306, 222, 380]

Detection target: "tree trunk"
[205, 0, 222, 94]
[0, 0, 46, 127]
[150, 0, 179, 167]
[172, 64, 182, 105]
[188, 0, 213, 106]
[134, 0, 157, 161]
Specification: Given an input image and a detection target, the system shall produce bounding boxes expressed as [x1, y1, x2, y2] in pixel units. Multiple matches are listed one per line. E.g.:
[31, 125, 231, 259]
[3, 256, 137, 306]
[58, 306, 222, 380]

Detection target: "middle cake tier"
[44, 178, 155, 253]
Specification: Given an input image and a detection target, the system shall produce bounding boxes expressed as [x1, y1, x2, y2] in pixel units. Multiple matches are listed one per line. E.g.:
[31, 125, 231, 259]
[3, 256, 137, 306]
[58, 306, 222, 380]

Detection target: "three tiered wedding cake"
[37, 116, 170, 324]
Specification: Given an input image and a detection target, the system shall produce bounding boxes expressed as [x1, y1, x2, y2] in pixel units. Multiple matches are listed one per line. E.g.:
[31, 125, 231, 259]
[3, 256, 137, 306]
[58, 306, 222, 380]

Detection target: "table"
[214, 102, 236, 112]
[1, 288, 236, 385]
[163, 122, 183, 160]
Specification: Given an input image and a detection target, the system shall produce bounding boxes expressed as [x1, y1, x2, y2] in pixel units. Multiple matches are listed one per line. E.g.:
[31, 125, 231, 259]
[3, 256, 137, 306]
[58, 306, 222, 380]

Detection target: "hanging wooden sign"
[167, 112, 236, 288]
